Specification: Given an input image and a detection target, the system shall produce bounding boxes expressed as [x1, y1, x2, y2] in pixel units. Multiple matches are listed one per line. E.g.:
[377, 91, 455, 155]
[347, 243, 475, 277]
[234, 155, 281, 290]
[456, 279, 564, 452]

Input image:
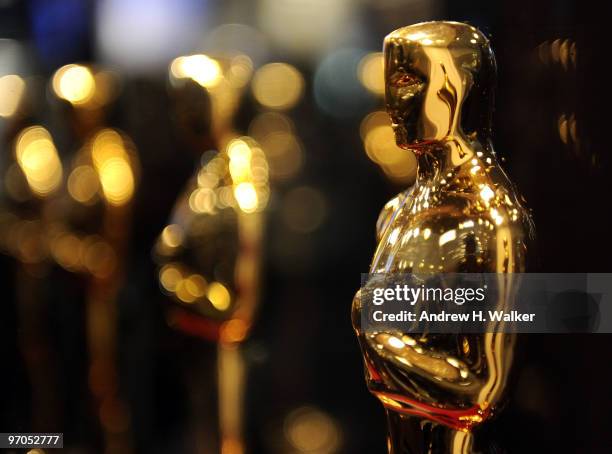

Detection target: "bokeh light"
[248, 112, 303, 181]
[248, 111, 294, 140]
[175, 278, 197, 303]
[234, 182, 258, 213]
[260, 131, 303, 180]
[0, 74, 25, 118]
[208, 281, 231, 311]
[67, 165, 100, 204]
[159, 263, 183, 292]
[189, 187, 217, 214]
[227, 55, 254, 88]
[252, 63, 304, 110]
[15, 126, 63, 197]
[48, 229, 118, 278]
[284, 406, 342, 453]
[220, 319, 248, 343]
[358, 52, 385, 96]
[228, 139, 253, 182]
[170, 54, 222, 88]
[98, 158, 134, 206]
[91, 129, 136, 206]
[52, 64, 96, 105]
[226, 137, 270, 213]
[360, 111, 417, 184]
[161, 224, 184, 249]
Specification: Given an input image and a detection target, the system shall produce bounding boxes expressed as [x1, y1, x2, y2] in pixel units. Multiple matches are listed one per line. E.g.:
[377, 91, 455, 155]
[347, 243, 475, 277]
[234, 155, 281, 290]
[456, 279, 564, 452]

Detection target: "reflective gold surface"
[155, 54, 268, 454]
[353, 21, 535, 453]
[155, 136, 268, 331]
[155, 54, 268, 336]
[0, 65, 136, 453]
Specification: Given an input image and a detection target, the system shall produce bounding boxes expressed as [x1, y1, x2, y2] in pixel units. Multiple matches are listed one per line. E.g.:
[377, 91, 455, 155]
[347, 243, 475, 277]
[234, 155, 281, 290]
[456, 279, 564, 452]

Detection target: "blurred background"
[1, 0, 611, 453]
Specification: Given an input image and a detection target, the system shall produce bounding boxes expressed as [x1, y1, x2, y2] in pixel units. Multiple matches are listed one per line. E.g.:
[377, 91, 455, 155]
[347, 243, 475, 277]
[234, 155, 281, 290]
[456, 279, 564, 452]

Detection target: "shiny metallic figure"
[353, 21, 536, 453]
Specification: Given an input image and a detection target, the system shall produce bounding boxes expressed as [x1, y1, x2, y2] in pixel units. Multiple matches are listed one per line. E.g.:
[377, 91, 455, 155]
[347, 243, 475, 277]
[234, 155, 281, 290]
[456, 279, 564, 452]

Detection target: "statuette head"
[384, 21, 496, 151]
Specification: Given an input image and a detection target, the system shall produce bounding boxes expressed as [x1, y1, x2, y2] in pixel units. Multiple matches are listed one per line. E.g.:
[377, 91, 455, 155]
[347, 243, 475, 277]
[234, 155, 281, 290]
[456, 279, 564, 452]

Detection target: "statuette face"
[385, 22, 495, 153]
[353, 21, 535, 453]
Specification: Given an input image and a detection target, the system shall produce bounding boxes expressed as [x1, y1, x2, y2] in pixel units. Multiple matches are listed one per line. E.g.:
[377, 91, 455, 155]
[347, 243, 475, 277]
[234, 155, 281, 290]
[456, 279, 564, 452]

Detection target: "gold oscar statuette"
[155, 53, 267, 454]
[353, 21, 536, 453]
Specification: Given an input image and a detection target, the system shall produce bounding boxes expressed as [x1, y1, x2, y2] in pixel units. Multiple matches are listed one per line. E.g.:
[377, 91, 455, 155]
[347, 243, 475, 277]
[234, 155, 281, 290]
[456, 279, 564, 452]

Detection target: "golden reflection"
[249, 112, 303, 181]
[252, 63, 304, 110]
[226, 137, 270, 213]
[159, 266, 211, 305]
[15, 126, 63, 197]
[221, 438, 244, 454]
[159, 263, 183, 292]
[538, 39, 577, 70]
[208, 282, 231, 311]
[353, 21, 535, 453]
[11, 89, 138, 454]
[220, 319, 248, 343]
[52, 64, 96, 105]
[170, 54, 222, 88]
[91, 129, 135, 206]
[558, 112, 579, 152]
[189, 187, 217, 214]
[260, 131, 303, 180]
[185, 274, 207, 297]
[175, 279, 197, 303]
[46, 227, 119, 278]
[98, 158, 133, 206]
[228, 139, 253, 181]
[161, 224, 184, 248]
[155, 136, 267, 321]
[0, 74, 25, 118]
[67, 165, 99, 204]
[249, 111, 294, 139]
[227, 55, 254, 88]
[234, 182, 258, 213]
[170, 53, 256, 151]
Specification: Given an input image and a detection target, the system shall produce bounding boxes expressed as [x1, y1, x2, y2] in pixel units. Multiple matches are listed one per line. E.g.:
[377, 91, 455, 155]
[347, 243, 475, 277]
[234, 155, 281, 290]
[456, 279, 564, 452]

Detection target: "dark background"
[1, 0, 611, 453]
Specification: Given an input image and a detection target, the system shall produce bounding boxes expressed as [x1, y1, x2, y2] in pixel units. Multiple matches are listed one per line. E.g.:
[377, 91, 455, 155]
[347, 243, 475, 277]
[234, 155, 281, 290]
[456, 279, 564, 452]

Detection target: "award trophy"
[0, 65, 135, 452]
[352, 22, 535, 453]
[155, 54, 267, 454]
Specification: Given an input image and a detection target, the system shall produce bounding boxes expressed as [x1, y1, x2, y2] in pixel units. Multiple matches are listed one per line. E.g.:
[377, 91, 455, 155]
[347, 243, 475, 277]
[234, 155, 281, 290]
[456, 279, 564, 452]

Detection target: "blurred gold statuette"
[155, 53, 268, 454]
[353, 21, 535, 453]
[157, 54, 267, 341]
